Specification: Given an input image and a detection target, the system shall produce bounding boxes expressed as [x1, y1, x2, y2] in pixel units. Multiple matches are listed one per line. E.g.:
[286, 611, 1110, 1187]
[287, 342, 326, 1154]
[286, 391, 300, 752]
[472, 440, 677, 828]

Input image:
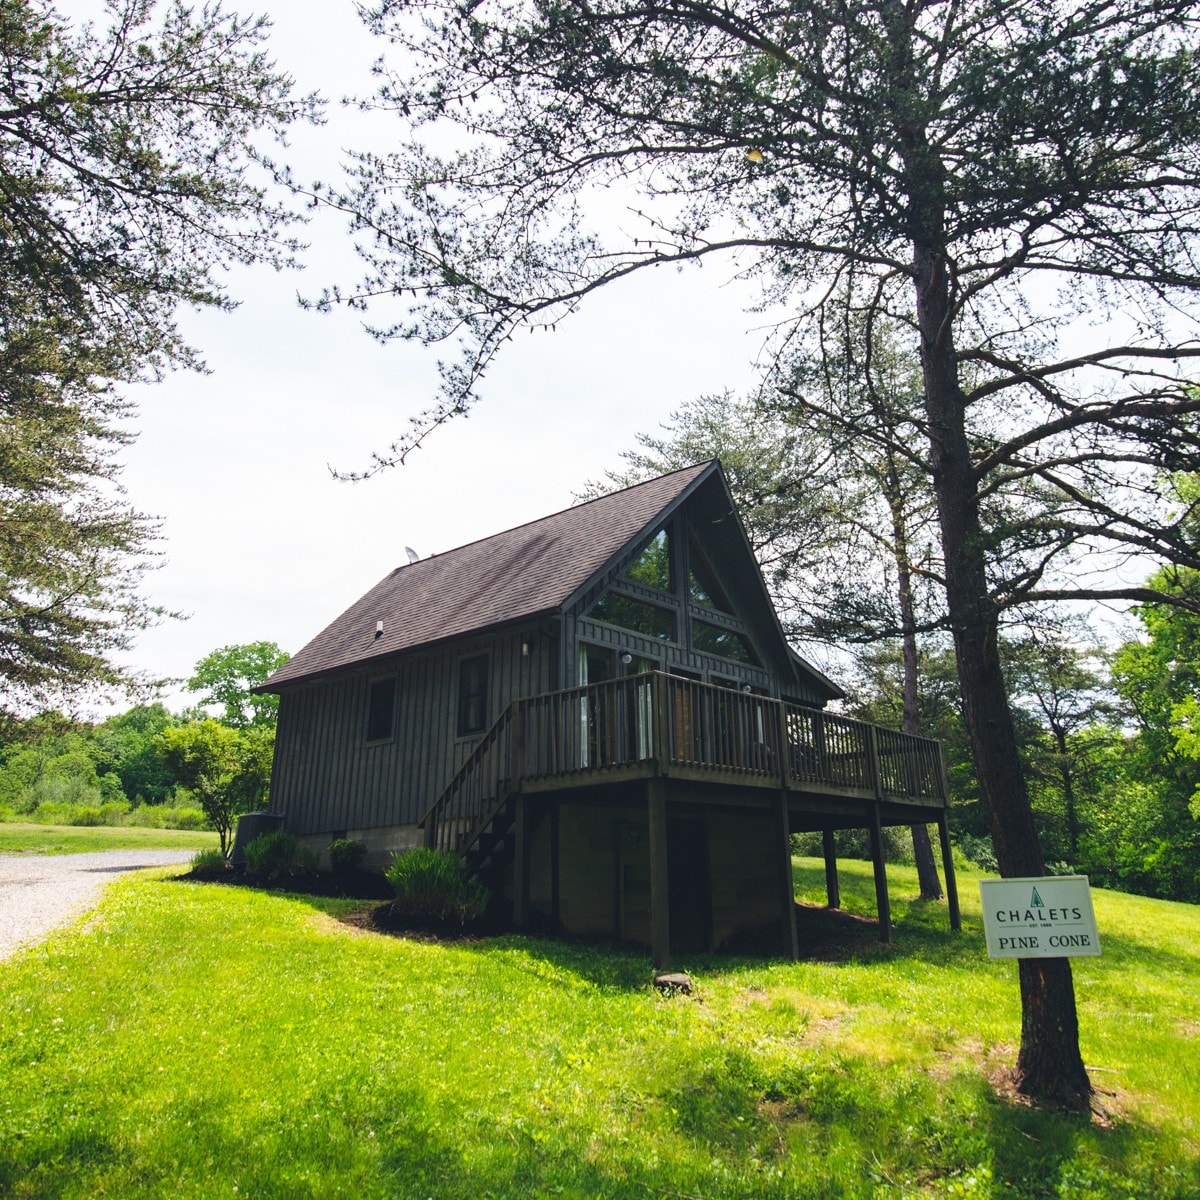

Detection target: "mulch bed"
[181, 864, 393, 900]
[338, 901, 494, 943]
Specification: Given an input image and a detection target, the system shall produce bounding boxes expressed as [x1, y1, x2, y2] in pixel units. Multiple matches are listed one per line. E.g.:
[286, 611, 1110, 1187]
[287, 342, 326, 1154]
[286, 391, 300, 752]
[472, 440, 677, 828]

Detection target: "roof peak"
[394, 459, 717, 572]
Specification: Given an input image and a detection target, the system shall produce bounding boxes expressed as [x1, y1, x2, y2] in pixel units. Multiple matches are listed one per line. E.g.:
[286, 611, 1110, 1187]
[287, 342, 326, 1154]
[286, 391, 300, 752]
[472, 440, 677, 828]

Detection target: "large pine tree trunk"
[911, 238, 1093, 1108]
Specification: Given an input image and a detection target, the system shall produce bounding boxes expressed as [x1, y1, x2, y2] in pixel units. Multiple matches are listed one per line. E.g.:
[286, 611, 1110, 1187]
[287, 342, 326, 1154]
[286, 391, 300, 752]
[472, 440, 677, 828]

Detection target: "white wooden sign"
[978, 876, 1101, 959]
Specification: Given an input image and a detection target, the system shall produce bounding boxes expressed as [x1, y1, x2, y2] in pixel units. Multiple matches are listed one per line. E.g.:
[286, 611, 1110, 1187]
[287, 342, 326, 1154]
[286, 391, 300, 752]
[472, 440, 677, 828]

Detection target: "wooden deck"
[422, 672, 948, 857]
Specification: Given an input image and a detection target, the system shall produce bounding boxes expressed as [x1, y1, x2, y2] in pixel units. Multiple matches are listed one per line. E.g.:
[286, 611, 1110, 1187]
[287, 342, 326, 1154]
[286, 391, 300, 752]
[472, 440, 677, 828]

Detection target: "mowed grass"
[0, 859, 1196, 1199]
[0, 822, 219, 855]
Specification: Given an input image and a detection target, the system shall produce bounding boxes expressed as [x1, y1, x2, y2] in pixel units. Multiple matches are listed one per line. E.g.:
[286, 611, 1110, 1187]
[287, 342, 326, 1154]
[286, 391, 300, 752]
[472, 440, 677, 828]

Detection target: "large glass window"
[688, 548, 733, 612]
[366, 678, 396, 742]
[587, 592, 675, 641]
[692, 620, 759, 665]
[624, 529, 672, 592]
[457, 655, 489, 735]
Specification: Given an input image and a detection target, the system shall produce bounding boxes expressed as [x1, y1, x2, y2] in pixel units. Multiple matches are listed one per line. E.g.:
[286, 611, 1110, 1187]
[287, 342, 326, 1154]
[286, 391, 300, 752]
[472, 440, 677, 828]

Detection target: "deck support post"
[512, 793, 529, 930]
[776, 791, 798, 960]
[935, 744, 961, 932]
[868, 803, 892, 943]
[648, 778, 671, 970]
[822, 829, 840, 909]
[937, 811, 961, 931]
[550, 803, 560, 927]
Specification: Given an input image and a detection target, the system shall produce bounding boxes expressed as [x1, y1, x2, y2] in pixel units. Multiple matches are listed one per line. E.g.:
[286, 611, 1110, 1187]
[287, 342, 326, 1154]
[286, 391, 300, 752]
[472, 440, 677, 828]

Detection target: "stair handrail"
[419, 700, 520, 853]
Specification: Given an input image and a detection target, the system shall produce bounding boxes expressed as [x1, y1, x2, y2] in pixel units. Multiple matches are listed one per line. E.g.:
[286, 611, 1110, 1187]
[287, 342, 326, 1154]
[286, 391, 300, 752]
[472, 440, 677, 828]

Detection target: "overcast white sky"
[70, 0, 780, 711]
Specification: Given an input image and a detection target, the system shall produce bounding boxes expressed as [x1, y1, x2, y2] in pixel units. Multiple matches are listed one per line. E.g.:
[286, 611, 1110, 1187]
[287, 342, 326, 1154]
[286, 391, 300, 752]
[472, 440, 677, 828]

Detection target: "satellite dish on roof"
[404, 547, 419, 564]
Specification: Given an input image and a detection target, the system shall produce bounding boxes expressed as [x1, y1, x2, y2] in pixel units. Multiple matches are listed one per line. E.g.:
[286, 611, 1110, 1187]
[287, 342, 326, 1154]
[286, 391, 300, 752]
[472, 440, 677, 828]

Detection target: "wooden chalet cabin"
[260, 460, 959, 965]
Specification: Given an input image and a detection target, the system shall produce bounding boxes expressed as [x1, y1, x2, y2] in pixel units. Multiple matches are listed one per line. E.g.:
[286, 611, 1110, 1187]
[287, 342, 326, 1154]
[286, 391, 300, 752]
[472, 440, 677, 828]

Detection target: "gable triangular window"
[623, 529, 672, 593]
[688, 546, 733, 613]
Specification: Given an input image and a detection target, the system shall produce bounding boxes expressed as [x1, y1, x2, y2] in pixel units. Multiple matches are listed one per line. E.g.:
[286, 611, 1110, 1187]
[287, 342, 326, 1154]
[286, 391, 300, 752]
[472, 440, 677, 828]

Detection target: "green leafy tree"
[1004, 632, 1122, 868]
[323, 0, 1200, 1106]
[186, 642, 290, 729]
[0, 302, 165, 710]
[0, 709, 105, 811]
[0, 0, 318, 708]
[159, 720, 271, 856]
[91, 703, 180, 804]
[1110, 570, 1200, 901]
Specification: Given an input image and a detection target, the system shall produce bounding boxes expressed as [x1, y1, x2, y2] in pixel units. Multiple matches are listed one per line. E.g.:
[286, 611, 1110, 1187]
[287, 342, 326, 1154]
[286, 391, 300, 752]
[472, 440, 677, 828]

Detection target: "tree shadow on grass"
[964, 1071, 1198, 1198]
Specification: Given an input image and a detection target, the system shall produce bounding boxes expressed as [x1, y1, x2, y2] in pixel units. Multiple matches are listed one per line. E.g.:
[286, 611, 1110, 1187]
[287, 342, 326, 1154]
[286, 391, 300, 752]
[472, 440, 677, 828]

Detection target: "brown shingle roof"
[263, 461, 716, 690]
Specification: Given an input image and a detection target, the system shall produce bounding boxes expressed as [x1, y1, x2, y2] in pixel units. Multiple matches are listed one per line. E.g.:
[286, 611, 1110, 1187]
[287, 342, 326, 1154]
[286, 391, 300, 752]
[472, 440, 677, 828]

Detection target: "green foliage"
[159, 720, 273, 856]
[0, 0, 317, 706]
[0, 860, 1197, 1198]
[9, 799, 207, 831]
[243, 829, 318, 880]
[385, 848, 490, 924]
[1106, 567, 1200, 902]
[955, 833, 998, 874]
[90, 704, 180, 804]
[186, 641, 290, 729]
[189, 847, 228, 873]
[329, 837, 368, 873]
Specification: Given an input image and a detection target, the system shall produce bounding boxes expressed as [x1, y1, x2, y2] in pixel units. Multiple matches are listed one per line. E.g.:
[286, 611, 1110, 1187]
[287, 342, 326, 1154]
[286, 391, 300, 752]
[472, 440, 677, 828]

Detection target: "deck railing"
[422, 672, 945, 854]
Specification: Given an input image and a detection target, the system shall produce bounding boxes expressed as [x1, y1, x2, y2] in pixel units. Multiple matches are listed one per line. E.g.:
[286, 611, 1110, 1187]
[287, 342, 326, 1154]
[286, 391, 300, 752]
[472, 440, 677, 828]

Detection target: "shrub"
[956, 832, 998, 873]
[385, 848, 489, 925]
[243, 829, 318, 880]
[329, 837, 368, 873]
[125, 804, 209, 830]
[790, 826, 913, 863]
[190, 847, 227, 873]
[27, 800, 131, 827]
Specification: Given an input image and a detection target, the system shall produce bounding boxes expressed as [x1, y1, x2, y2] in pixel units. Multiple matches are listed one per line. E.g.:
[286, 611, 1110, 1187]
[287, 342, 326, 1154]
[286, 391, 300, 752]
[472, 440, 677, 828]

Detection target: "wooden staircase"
[419, 701, 521, 879]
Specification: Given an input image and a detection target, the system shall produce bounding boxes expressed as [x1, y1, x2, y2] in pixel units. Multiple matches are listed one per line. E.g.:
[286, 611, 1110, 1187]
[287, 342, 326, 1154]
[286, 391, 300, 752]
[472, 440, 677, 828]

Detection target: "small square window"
[366, 678, 396, 742]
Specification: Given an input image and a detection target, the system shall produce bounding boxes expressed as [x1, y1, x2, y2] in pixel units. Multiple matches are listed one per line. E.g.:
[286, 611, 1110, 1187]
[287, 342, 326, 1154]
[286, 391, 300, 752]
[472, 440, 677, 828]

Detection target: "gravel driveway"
[0, 850, 194, 961]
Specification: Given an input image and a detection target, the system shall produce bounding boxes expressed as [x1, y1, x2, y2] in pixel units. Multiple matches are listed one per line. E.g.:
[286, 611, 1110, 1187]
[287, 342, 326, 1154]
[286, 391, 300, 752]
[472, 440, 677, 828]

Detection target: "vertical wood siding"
[270, 624, 554, 837]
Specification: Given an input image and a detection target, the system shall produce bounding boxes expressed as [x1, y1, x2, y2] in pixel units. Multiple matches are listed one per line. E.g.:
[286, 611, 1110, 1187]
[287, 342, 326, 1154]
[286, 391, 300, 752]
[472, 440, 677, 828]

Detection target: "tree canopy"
[0, 0, 318, 709]
[186, 641, 290, 730]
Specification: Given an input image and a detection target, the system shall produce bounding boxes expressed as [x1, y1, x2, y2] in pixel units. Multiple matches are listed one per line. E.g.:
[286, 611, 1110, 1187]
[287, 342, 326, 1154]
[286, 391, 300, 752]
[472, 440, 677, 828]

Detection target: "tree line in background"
[0, 642, 287, 856]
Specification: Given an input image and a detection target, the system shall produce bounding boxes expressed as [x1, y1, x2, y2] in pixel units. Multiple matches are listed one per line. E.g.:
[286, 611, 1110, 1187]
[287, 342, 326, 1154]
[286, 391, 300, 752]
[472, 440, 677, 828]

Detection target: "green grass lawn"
[0, 822, 219, 855]
[0, 858, 1196, 1199]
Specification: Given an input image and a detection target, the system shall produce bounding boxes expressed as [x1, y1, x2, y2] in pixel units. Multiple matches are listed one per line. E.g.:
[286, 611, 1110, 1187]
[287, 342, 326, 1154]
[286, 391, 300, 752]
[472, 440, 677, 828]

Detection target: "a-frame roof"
[263, 461, 717, 690]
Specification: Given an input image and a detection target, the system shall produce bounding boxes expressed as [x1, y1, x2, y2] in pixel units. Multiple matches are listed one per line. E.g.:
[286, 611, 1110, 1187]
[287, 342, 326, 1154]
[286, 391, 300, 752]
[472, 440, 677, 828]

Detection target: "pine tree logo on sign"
[978, 877, 1101, 959]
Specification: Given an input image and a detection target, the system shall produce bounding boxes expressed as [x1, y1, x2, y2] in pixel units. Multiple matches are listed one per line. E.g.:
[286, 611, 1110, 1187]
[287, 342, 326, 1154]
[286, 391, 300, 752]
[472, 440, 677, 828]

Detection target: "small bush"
[125, 804, 209, 830]
[385, 848, 489, 925]
[329, 837, 368, 873]
[244, 829, 318, 880]
[28, 800, 131, 827]
[190, 847, 227, 873]
[956, 832, 998, 873]
[790, 826, 913, 863]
